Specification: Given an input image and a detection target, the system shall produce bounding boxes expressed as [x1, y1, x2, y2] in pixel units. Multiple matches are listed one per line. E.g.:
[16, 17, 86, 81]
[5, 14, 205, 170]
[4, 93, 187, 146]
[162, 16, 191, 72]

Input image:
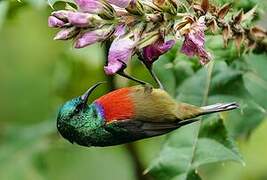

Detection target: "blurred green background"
[0, 1, 267, 180]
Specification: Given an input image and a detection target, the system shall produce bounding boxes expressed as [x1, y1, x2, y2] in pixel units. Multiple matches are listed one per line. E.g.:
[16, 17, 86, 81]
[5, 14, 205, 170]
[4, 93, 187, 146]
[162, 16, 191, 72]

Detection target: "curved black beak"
[81, 82, 106, 105]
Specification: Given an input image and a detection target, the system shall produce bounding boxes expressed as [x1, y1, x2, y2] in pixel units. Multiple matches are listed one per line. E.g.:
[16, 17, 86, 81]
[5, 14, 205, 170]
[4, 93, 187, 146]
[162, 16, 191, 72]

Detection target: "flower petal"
[143, 38, 175, 63]
[48, 16, 65, 28]
[74, 26, 113, 48]
[105, 36, 135, 75]
[180, 16, 211, 64]
[104, 61, 123, 75]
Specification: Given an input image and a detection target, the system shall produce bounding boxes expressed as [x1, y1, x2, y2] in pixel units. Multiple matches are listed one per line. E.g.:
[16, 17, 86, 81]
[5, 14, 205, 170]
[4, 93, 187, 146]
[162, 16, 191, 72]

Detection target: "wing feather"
[104, 118, 199, 138]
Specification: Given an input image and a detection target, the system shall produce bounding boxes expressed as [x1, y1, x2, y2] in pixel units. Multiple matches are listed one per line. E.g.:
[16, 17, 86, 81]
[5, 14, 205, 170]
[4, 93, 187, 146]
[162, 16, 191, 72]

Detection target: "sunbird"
[57, 82, 238, 147]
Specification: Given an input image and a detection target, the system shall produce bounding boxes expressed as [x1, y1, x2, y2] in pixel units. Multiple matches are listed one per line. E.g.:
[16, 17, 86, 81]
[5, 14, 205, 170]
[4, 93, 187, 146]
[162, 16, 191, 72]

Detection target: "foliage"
[0, 0, 266, 180]
[147, 51, 267, 179]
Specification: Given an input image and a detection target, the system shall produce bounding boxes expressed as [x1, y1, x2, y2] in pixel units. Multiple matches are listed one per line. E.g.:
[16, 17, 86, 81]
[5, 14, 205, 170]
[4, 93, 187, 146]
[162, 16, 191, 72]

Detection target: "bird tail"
[176, 102, 239, 127]
[200, 102, 239, 115]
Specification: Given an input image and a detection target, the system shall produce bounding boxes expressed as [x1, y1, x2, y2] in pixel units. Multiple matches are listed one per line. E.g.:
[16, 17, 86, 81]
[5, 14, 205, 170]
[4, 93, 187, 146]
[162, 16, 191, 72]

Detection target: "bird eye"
[75, 103, 85, 113]
[74, 108, 80, 113]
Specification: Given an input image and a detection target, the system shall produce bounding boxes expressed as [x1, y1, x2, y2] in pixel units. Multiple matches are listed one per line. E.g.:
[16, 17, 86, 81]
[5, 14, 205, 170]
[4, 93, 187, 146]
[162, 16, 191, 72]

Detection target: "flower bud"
[75, 0, 115, 19]
[104, 36, 136, 75]
[75, 0, 104, 13]
[126, 0, 144, 15]
[51, 10, 69, 21]
[152, 0, 177, 14]
[137, 31, 160, 49]
[74, 26, 114, 48]
[48, 16, 65, 28]
[67, 12, 102, 27]
[54, 27, 79, 40]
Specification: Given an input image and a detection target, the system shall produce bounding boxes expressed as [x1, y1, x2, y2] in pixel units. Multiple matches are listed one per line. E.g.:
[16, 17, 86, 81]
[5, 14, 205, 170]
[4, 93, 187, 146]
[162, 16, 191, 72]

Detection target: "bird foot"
[143, 84, 153, 94]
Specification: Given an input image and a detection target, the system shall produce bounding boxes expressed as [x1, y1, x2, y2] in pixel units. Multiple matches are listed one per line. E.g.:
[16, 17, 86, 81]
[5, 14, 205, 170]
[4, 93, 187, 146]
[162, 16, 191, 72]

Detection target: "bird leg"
[116, 60, 148, 85]
[145, 63, 164, 90]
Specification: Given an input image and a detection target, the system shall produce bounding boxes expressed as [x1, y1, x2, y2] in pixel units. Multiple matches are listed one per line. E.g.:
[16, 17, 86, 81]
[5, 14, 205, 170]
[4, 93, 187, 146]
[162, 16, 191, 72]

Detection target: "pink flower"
[143, 38, 175, 64]
[75, 0, 104, 14]
[181, 17, 212, 65]
[48, 16, 65, 28]
[74, 26, 113, 48]
[107, 0, 131, 8]
[104, 36, 136, 75]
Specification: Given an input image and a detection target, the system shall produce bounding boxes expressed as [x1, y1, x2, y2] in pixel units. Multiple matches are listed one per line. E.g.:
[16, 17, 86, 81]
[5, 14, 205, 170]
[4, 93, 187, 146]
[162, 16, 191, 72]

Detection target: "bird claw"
[143, 83, 153, 94]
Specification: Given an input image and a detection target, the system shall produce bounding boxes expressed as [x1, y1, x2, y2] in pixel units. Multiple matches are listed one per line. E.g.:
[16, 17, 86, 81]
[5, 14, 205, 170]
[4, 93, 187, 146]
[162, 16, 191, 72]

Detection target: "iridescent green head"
[56, 82, 105, 145]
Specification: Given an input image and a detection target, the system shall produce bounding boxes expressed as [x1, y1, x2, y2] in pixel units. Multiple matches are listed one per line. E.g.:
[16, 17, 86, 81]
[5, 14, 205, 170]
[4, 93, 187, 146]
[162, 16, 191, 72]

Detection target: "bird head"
[56, 82, 104, 144]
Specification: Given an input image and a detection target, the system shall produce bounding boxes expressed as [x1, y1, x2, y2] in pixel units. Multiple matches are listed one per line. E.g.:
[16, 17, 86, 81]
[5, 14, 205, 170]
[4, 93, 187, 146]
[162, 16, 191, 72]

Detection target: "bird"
[57, 82, 238, 147]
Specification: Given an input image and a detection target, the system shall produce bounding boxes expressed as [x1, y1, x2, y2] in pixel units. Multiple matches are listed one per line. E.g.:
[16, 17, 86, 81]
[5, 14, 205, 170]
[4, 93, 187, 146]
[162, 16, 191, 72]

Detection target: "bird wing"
[104, 119, 177, 138]
[104, 118, 199, 138]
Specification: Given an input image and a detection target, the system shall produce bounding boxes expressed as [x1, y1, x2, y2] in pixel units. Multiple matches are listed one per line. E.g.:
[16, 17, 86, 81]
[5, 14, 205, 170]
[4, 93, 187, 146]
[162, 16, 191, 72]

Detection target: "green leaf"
[218, 54, 267, 138]
[224, 101, 266, 138]
[47, 0, 75, 7]
[173, 59, 195, 87]
[243, 54, 267, 109]
[147, 62, 244, 180]
[196, 117, 243, 167]
[147, 118, 243, 180]
[205, 59, 266, 138]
